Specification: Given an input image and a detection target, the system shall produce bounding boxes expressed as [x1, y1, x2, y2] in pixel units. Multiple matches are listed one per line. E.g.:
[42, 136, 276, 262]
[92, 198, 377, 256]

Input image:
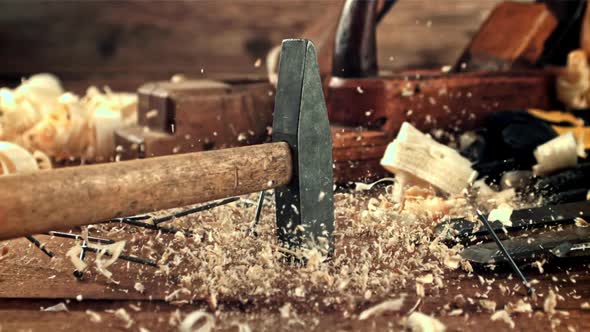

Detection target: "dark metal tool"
[462, 227, 590, 263]
[272, 39, 334, 252]
[463, 190, 535, 296]
[30, 198, 236, 278]
[472, 207, 535, 296]
[551, 241, 590, 258]
[436, 200, 590, 240]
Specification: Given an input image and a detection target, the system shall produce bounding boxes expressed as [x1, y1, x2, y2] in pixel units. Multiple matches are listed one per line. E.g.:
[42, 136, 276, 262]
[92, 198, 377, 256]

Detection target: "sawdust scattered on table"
[53, 184, 579, 330]
[120, 190, 469, 306]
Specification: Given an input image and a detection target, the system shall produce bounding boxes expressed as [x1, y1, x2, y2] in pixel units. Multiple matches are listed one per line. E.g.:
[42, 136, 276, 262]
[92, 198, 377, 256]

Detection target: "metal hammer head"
[272, 39, 335, 255]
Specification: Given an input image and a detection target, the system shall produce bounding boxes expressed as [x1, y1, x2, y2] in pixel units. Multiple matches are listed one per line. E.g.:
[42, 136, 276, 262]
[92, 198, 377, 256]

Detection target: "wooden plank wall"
[0, 0, 508, 92]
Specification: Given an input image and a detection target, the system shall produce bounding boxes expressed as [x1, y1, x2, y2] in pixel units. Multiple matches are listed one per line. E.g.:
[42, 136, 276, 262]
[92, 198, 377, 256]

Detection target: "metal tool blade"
[551, 241, 590, 258]
[461, 227, 590, 264]
[272, 39, 335, 254]
[436, 200, 590, 240]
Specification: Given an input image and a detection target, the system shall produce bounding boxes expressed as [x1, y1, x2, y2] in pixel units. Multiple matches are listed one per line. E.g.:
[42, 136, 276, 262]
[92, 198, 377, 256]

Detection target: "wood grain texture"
[0, 0, 507, 92]
[454, 2, 557, 71]
[332, 127, 390, 183]
[0, 225, 589, 331]
[327, 69, 558, 135]
[0, 0, 342, 92]
[0, 142, 292, 240]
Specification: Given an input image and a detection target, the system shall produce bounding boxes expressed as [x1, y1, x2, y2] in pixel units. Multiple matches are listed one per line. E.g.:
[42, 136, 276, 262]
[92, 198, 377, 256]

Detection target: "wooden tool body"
[116, 79, 274, 160]
[454, 1, 557, 71]
[328, 0, 561, 133]
[0, 142, 291, 240]
[327, 69, 558, 134]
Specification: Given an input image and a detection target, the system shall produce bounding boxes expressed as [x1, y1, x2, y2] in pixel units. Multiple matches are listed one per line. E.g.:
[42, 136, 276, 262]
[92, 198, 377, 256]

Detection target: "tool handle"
[0, 142, 292, 240]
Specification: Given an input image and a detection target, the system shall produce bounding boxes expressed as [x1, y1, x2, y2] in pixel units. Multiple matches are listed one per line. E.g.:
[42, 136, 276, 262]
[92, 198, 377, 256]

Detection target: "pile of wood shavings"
[84, 188, 471, 310]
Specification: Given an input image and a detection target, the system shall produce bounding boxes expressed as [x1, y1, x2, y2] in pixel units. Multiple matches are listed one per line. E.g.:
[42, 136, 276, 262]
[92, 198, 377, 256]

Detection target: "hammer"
[0, 39, 335, 253]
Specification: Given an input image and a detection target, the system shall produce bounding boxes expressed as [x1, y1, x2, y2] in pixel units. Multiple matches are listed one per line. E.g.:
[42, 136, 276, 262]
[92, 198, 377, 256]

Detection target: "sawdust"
[505, 299, 532, 313]
[478, 300, 496, 312]
[85, 310, 102, 323]
[491, 309, 515, 329]
[76, 190, 470, 306]
[406, 312, 446, 332]
[544, 290, 558, 314]
[42, 302, 68, 312]
[54, 187, 480, 331]
[178, 310, 215, 332]
[134, 282, 145, 294]
[111, 308, 134, 329]
[95, 240, 126, 280]
[358, 297, 405, 320]
[487, 203, 513, 226]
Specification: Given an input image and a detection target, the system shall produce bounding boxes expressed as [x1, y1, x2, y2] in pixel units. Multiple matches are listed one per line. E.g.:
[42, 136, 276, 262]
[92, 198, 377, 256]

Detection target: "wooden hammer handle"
[0, 142, 292, 240]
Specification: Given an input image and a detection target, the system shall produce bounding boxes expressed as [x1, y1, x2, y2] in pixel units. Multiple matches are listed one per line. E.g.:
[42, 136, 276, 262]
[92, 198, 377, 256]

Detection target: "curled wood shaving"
[416, 282, 425, 297]
[574, 217, 589, 227]
[556, 50, 590, 109]
[0, 73, 136, 161]
[544, 290, 558, 314]
[443, 254, 462, 270]
[165, 288, 191, 302]
[134, 282, 145, 294]
[0, 141, 40, 175]
[113, 308, 134, 329]
[581, 302, 589, 309]
[491, 310, 515, 329]
[178, 311, 215, 332]
[406, 312, 446, 332]
[479, 300, 497, 312]
[279, 303, 293, 319]
[487, 203, 513, 226]
[42, 302, 68, 312]
[65, 245, 87, 273]
[506, 300, 532, 313]
[416, 274, 434, 284]
[380, 122, 476, 196]
[86, 310, 102, 323]
[354, 178, 395, 191]
[448, 309, 463, 316]
[94, 240, 126, 280]
[533, 132, 579, 176]
[358, 297, 405, 320]
[232, 323, 252, 332]
[534, 260, 546, 274]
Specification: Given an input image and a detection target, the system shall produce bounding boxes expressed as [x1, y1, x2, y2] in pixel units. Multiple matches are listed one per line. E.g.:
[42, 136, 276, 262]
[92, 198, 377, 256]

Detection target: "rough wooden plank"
[376, 0, 505, 71]
[327, 69, 557, 135]
[454, 2, 557, 71]
[0, 304, 588, 332]
[0, 0, 342, 89]
[0, 0, 508, 92]
[1, 236, 589, 331]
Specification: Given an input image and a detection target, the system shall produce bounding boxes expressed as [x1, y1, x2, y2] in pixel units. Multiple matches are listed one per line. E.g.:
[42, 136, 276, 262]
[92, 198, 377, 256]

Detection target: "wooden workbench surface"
[1, 200, 589, 332]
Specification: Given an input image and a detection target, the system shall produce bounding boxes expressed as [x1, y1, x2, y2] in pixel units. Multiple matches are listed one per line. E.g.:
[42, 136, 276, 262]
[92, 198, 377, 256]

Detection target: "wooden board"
[1, 226, 589, 331]
[454, 1, 557, 71]
[327, 69, 558, 135]
[114, 79, 275, 160]
[0, 0, 506, 92]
